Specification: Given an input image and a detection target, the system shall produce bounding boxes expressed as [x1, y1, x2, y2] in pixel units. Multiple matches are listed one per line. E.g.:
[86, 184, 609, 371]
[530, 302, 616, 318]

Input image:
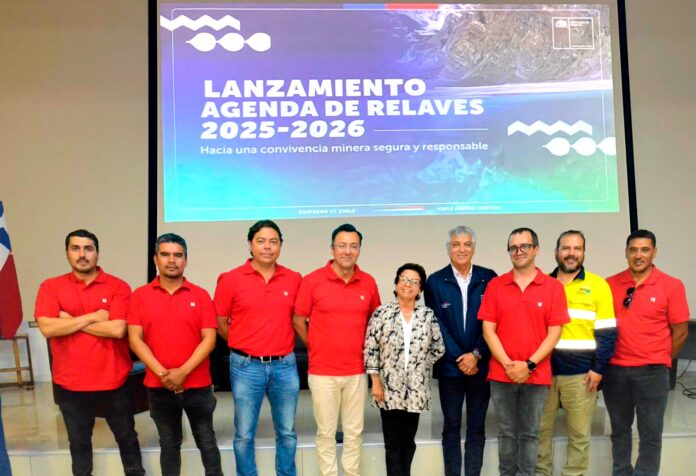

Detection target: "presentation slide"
[160, 3, 619, 222]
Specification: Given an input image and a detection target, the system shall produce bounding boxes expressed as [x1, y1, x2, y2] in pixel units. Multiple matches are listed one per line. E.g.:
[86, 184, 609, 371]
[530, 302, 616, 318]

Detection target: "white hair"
[447, 226, 477, 249]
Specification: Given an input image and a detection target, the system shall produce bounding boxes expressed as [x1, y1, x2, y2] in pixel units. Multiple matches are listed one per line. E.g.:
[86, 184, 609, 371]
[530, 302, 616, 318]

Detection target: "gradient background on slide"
[160, 3, 619, 222]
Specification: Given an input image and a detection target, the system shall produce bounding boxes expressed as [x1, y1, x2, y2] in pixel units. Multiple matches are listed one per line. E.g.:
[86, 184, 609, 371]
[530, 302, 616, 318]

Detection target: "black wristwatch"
[472, 348, 482, 360]
[526, 359, 537, 372]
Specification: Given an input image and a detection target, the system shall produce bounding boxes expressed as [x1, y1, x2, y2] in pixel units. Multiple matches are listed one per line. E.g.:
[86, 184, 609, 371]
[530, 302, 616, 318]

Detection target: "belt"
[230, 348, 285, 363]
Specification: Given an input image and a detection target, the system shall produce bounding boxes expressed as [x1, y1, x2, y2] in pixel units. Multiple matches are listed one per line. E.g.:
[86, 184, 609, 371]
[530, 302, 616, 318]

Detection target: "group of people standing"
[31, 221, 688, 476]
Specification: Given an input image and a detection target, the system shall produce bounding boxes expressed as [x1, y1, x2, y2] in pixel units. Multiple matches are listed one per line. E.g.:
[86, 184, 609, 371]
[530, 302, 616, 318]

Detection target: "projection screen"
[153, 1, 633, 295]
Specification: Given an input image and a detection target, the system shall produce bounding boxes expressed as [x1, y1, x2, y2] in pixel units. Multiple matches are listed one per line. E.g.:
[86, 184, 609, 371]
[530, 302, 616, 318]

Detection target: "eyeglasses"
[623, 287, 635, 308]
[398, 276, 421, 286]
[507, 243, 535, 255]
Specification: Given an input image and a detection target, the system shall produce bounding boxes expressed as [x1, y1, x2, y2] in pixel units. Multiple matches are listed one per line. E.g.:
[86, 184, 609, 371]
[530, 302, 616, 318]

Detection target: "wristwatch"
[472, 348, 482, 360]
[526, 359, 537, 372]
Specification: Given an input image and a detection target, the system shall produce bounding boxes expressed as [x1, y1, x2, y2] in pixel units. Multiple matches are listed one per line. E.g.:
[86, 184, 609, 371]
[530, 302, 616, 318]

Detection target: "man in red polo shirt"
[478, 227, 569, 476]
[293, 223, 380, 476]
[214, 220, 302, 476]
[34, 229, 144, 476]
[128, 233, 222, 476]
[603, 229, 689, 476]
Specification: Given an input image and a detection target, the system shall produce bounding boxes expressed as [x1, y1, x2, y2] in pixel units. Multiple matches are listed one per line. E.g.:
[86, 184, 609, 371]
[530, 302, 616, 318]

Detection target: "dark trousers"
[603, 365, 669, 476]
[148, 387, 222, 476]
[56, 383, 144, 476]
[438, 373, 490, 476]
[380, 409, 420, 476]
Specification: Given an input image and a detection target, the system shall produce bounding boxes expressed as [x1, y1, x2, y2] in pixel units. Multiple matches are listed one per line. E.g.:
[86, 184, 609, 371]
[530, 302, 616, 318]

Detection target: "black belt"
[230, 348, 285, 363]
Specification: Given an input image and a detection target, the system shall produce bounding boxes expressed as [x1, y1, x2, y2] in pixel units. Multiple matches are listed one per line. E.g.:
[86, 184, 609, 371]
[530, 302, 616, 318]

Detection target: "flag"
[0, 201, 22, 339]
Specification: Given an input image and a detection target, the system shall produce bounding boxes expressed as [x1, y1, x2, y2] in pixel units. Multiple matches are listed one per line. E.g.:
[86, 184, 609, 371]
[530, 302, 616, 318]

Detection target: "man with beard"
[536, 230, 617, 476]
[35, 229, 144, 476]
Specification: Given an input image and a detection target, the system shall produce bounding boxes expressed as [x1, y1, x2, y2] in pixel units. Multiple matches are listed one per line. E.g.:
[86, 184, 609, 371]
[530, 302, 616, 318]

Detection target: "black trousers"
[380, 408, 420, 476]
[56, 383, 144, 476]
[148, 387, 222, 476]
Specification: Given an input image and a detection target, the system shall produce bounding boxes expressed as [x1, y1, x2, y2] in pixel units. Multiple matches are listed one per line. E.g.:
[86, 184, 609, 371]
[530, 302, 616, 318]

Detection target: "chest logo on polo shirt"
[360, 295, 365, 300]
[538, 302, 543, 307]
[441, 302, 451, 309]
[190, 302, 196, 307]
[102, 298, 107, 303]
[284, 291, 288, 296]
[651, 297, 656, 303]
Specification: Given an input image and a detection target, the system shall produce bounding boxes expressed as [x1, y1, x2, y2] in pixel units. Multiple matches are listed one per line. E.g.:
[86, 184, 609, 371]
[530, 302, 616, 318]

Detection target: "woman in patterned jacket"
[364, 263, 446, 476]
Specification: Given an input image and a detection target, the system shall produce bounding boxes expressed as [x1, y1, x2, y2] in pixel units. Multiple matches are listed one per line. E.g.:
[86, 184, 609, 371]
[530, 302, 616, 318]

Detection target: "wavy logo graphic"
[160, 14, 241, 31]
[160, 14, 270, 53]
[543, 137, 616, 157]
[507, 120, 593, 136]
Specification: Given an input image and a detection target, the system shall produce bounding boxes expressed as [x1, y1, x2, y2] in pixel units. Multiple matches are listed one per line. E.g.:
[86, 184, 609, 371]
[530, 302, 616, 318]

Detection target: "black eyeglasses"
[507, 243, 535, 255]
[623, 287, 635, 308]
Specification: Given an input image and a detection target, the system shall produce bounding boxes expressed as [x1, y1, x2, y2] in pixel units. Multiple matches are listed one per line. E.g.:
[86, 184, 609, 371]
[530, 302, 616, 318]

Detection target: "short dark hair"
[626, 229, 656, 248]
[393, 263, 427, 299]
[331, 223, 362, 245]
[555, 230, 586, 250]
[508, 227, 539, 248]
[155, 233, 188, 256]
[65, 229, 99, 252]
[247, 219, 283, 242]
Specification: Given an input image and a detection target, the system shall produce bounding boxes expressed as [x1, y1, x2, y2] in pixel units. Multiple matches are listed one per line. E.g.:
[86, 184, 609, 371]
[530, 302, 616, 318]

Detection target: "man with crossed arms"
[35, 229, 144, 476]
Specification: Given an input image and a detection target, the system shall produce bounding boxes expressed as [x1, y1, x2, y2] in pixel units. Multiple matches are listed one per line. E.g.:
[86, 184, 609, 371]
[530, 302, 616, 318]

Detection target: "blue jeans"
[603, 365, 669, 476]
[230, 351, 299, 476]
[55, 383, 144, 476]
[438, 374, 490, 476]
[490, 381, 548, 476]
[148, 387, 222, 476]
[0, 393, 11, 476]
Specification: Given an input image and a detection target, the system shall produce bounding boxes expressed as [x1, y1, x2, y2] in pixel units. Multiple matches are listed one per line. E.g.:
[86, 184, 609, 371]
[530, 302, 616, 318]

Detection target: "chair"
[670, 320, 696, 389]
[0, 333, 34, 388]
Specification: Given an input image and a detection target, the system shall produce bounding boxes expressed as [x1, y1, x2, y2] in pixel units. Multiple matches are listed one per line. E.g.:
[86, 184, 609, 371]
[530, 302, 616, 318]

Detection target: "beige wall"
[0, 1, 148, 379]
[0, 1, 694, 380]
[626, 0, 696, 301]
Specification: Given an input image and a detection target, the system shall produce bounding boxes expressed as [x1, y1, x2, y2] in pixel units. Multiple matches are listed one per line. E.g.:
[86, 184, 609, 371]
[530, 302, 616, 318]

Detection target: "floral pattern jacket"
[363, 301, 445, 412]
